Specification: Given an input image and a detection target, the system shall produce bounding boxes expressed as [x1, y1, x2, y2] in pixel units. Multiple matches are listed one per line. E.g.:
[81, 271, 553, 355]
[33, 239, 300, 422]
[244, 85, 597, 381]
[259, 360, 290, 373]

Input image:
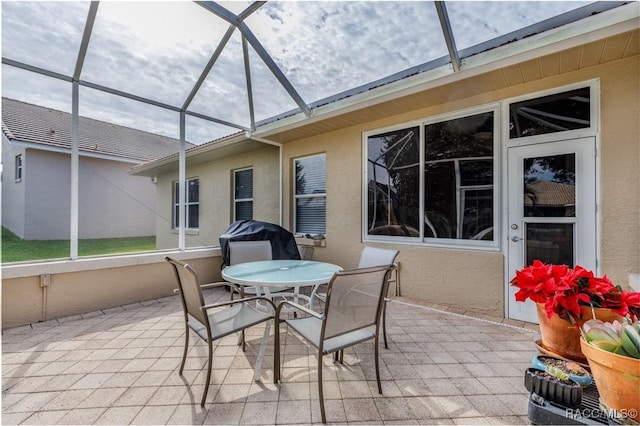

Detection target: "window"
[367, 127, 420, 237]
[509, 87, 590, 139]
[294, 154, 326, 234]
[15, 154, 22, 181]
[424, 112, 494, 241]
[234, 168, 253, 221]
[366, 109, 497, 246]
[173, 178, 199, 229]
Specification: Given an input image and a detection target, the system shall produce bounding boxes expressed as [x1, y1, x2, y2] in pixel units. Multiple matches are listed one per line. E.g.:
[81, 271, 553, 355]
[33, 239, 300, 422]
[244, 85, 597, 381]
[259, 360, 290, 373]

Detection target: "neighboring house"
[1, 98, 192, 240]
[131, 7, 638, 321]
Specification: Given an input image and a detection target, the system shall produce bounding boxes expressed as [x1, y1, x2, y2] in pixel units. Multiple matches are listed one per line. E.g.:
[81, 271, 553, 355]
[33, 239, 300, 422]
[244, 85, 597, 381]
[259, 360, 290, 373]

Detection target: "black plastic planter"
[524, 368, 582, 409]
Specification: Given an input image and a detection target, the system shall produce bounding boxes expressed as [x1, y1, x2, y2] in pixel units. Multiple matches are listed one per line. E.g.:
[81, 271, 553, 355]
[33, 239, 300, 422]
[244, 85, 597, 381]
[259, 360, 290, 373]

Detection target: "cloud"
[246, 1, 448, 103]
[1, 1, 89, 75]
[2, 0, 595, 145]
[446, 1, 592, 51]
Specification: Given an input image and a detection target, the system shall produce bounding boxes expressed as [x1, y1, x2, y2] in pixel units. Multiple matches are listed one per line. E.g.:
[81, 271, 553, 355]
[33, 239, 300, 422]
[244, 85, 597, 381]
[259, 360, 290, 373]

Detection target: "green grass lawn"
[2, 227, 156, 263]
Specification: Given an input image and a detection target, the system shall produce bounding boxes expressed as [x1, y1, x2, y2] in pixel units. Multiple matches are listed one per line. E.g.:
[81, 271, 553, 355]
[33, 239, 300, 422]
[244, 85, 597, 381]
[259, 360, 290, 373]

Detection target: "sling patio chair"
[274, 264, 395, 423]
[313, 246, 399, 348]
[166, 256, 276, 406]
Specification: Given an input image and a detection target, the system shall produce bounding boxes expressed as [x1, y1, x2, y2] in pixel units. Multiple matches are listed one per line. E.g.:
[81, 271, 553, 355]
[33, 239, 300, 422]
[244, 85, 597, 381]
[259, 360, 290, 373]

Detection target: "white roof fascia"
[254, 2, 638, 138]
[129, 132, 248, 174]
[6, 139, 143, 164]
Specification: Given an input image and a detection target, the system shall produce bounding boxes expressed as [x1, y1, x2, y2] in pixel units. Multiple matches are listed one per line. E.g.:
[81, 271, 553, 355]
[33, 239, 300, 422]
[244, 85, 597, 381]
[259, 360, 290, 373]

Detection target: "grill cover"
[219, 220, 300, 267]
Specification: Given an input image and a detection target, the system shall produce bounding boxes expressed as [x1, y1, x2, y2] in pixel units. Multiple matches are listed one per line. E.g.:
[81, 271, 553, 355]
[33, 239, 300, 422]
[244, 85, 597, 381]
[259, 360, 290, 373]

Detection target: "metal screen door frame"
[506, 137, 597, 323]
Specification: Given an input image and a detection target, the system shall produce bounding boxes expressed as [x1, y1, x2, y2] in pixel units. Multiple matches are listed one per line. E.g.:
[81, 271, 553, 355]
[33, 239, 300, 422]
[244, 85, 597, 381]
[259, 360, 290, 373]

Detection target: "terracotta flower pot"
[536, 303, 621, 363]
[580, 338, 640, 421]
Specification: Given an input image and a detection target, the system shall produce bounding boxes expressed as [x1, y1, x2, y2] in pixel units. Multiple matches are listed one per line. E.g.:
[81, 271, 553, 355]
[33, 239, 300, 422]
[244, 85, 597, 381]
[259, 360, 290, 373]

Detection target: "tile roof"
[524, 181, 576, 207]
[2, 98, 193, 163]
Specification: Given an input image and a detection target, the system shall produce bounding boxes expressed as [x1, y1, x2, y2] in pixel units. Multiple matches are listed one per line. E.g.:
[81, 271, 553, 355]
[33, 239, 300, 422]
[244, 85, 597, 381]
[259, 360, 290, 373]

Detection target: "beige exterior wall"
[155, 145, 280, 249]
[2, 250, 223, 330]
[597, 57, 640, 281]
[280, 55, 639, 317]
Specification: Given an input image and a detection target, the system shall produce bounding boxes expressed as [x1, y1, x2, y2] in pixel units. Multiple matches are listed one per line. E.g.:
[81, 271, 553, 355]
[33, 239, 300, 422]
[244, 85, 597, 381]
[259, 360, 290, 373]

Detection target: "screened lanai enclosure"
[2, 1, 639, 328]
[2, 0, 629, 257]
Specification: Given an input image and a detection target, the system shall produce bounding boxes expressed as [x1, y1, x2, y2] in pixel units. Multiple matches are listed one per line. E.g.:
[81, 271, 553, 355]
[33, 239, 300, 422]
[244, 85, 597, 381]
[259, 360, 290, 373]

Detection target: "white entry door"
[507, 137, 597, 323]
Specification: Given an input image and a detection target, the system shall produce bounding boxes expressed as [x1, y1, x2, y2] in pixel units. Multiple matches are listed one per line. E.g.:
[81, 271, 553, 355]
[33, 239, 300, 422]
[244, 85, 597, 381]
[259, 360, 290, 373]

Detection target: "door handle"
[511, 236, 523, 242]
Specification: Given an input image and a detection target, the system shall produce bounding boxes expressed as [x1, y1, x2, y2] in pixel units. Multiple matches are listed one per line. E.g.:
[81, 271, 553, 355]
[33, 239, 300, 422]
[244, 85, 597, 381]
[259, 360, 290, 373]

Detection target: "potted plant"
[580, 317, 640, 421]
[524, 366, 582, 408]
[531, 355, 592, 386]
[511, 260, 640, 362]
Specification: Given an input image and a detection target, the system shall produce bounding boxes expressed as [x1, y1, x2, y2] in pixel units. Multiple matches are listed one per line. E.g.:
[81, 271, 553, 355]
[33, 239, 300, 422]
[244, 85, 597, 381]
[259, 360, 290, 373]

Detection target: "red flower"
[511, 260, 640, 321]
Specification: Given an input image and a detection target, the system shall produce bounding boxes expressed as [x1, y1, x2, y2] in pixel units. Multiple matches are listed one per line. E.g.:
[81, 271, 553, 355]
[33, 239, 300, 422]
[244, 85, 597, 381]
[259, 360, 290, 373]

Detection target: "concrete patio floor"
[2, 288, 539, 425]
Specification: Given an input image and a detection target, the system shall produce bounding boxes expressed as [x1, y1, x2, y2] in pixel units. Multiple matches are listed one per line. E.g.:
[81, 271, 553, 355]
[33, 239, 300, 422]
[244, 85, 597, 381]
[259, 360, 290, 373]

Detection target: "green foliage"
[583, 317, 640, 359]
[2, 227, 156, 263]
[546, 365, 570, 381]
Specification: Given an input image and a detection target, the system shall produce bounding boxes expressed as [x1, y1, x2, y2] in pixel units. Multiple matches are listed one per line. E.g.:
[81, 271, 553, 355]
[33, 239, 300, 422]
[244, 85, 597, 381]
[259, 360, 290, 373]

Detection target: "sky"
[1, 1, 593, 145]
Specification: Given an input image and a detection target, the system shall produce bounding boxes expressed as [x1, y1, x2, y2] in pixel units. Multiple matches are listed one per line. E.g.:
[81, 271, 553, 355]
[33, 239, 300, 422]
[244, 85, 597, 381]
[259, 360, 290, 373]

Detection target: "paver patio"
[2, 287, 538, 424]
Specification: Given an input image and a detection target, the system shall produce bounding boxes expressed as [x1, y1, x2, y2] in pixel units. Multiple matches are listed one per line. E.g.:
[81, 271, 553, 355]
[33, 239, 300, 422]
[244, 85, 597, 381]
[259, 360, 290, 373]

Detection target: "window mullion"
[419, 125, 425, 240]
[454, 159, 462, 239]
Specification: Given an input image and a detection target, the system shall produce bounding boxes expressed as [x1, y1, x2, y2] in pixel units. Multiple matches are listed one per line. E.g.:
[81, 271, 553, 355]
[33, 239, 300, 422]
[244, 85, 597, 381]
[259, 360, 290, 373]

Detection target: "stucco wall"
[155, 145, 280, 249]
[78, 156, 157, 239]
[2, 250, 222, 330]
[1, 136, 26, 237]
[280, 55, 639, 317]
[23, 150, 70, 239]
[16, 149, 157, 240]
[598, 57, 640, 282]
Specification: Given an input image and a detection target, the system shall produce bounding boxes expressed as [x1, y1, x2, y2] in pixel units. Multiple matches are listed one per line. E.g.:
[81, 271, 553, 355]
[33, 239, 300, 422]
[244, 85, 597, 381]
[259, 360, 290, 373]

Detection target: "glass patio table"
[222, 259, 341, 297]
[222, 259, 342, 380]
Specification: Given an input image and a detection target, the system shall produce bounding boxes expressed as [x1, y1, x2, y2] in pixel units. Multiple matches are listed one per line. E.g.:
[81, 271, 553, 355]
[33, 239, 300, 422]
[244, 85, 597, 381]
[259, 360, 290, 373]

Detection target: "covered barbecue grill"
[219, 220, 301, 268]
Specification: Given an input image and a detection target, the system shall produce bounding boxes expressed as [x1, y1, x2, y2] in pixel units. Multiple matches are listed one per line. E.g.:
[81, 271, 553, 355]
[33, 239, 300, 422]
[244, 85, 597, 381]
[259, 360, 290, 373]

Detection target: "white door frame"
[505, 137, 598, 323]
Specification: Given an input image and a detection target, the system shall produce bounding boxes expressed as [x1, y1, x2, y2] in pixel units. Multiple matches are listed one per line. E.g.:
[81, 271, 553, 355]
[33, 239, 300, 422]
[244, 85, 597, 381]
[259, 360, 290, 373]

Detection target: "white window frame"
[503, 80, 599, 147]
[15, 154, 23, 182]
[363, 104, 500, 250]
[173, 177, 199, 230]
[233, 167, 253, 221]
[294, 153, 326, 235]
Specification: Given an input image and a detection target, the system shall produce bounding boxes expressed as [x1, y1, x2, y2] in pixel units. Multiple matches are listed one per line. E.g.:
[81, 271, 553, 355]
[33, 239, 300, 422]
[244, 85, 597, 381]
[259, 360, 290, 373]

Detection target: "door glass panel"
[524, 154, 575, 217]
[526, 223, 574, 266]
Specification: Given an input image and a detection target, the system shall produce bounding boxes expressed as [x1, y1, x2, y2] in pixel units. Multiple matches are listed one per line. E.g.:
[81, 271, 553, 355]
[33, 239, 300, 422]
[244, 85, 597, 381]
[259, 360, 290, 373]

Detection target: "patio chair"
[314, 246, 399, 348]
[356, 247, 399, 349]
[274, 264, 395, 424]
[165, 256, 275, 406]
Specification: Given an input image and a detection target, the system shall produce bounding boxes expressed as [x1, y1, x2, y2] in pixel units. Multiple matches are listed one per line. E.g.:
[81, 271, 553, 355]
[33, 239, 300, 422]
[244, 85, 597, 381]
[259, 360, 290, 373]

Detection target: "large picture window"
[234, 168, 253, 221]
[366, 109, 497, 246]
[173, 178, 199, 229]
[294, 154, 326, 234]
